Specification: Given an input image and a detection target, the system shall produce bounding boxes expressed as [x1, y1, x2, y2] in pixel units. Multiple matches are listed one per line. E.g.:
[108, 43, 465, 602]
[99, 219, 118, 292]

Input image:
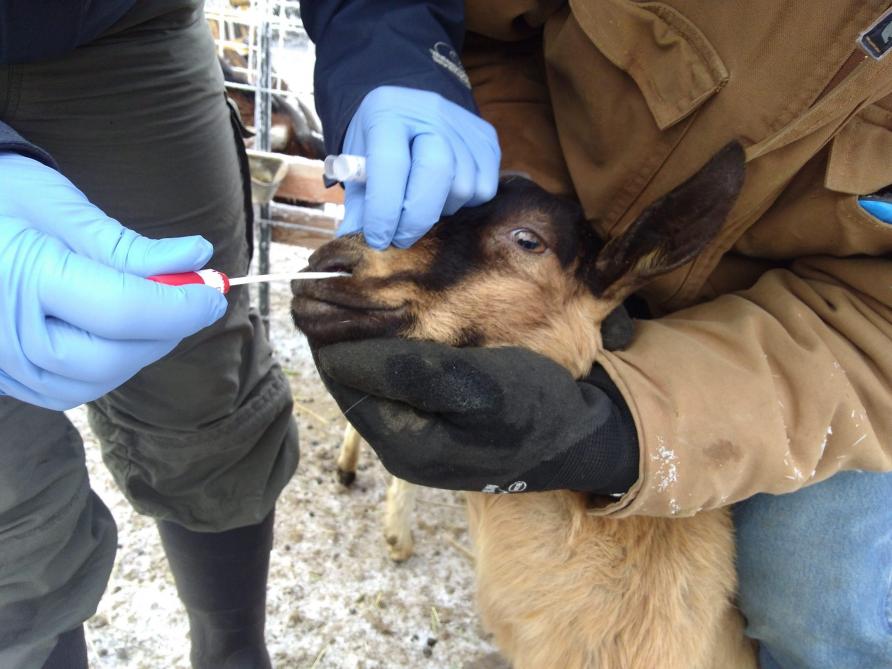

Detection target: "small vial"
[324, 154, 367, 183]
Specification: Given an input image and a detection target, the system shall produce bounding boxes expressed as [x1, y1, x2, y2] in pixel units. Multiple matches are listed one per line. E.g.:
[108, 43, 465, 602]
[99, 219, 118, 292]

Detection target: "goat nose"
[307, 245, 360, 274]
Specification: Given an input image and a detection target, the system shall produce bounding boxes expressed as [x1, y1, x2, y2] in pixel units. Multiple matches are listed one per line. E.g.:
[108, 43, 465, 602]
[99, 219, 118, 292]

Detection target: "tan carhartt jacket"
[463, 1, 892, 517]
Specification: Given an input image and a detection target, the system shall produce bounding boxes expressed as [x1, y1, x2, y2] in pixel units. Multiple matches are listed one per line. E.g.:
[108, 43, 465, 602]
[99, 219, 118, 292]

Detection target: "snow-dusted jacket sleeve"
[301, 0, 478, 153]
[596, 253, 892, 518]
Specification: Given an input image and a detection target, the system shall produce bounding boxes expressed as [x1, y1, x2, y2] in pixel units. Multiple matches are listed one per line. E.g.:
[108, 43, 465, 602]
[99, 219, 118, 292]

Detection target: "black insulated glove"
[316, 339, 639, 496]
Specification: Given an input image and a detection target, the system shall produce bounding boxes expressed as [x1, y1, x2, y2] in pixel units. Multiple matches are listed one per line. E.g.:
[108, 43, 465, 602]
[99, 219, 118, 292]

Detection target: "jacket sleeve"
[0, 122, 56, 168]
[301, 0, 478, 153]
[461, 30, 573, 196]
[594, 255, 892, 517]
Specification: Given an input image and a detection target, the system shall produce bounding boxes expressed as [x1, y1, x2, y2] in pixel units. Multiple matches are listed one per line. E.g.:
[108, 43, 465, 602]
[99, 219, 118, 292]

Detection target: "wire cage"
[205, 0, 339, 334]
[205, 0, 314, 107]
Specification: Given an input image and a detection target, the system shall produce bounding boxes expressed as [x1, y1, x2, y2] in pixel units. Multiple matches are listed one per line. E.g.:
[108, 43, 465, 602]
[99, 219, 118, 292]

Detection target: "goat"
[218, 54, 325, 160]
[291, 143, 758, 669]
[336, 424, 418, 561]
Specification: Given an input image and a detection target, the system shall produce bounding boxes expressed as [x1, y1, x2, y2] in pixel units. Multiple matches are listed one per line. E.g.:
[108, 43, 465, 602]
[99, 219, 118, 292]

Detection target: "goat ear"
[592, 141, 745, 300]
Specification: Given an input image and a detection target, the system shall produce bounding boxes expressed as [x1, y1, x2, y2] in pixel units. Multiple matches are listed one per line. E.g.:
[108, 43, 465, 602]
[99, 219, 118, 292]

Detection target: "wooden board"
[268, 202, 338, 250]
[275, 156, 344, 205]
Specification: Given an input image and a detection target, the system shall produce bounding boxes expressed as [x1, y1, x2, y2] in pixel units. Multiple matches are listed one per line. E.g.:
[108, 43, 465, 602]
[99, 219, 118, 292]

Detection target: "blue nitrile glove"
[859, 198, 892, 222]
[0, 153, 228, 411]
[340, 86, 501, 249]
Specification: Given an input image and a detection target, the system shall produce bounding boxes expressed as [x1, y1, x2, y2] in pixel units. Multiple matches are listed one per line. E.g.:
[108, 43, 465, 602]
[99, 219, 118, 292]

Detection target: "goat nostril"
[308, 249, 359, 275]
[320, 262, 351, 274]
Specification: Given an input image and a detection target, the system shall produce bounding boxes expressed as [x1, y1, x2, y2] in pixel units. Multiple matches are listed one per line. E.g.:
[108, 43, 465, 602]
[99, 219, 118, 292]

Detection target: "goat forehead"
[427, 185, 585, 273]
[347, 180, 588, 293]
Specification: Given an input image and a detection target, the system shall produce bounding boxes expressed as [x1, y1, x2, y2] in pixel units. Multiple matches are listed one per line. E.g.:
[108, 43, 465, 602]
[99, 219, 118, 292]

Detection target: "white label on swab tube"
[195, 269, 229, 293]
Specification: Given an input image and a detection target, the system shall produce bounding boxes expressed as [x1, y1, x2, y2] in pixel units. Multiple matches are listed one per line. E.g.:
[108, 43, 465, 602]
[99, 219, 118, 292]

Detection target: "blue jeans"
[734, 470, 892, 669]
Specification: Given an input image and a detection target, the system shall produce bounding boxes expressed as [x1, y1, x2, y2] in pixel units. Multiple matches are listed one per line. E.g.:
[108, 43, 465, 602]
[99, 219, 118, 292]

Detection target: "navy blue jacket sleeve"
[0, 121, 56, 168]
[301, 1, 477, 153]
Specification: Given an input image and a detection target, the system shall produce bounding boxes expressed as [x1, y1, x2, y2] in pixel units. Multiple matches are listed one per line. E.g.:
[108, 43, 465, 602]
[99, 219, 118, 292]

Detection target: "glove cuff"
[523, 365, 639, 495]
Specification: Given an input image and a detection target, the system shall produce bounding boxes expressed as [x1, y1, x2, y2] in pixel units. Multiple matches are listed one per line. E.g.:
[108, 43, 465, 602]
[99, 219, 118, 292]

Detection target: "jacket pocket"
[826, 99, 892, 197]
[569, 0, 728, 131]
[737, 129, 892, 261]
[825, 97, 892, 254]
[544, 1, 728, 234]
[834, 193, 892, 256]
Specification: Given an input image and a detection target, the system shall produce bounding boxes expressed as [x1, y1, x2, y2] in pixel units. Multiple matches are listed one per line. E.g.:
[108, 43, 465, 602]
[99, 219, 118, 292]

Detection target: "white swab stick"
[228, 272, 350, 285]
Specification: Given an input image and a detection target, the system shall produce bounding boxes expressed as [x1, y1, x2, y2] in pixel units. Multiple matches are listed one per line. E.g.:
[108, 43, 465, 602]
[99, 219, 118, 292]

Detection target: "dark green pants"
[0, 2, 299, 666]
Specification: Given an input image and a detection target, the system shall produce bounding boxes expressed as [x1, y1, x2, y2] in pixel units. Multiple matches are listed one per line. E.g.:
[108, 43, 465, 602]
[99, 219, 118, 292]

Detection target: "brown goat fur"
[292, 143, 757, 668]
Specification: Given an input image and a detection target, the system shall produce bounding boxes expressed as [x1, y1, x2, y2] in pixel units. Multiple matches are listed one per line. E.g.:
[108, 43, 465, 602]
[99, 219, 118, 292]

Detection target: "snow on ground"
[70, 241, 507, 669]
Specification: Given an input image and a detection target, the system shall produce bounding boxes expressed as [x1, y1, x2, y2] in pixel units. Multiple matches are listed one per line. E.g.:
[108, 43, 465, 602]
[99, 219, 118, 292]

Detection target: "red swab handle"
[147, 269, 230, 294]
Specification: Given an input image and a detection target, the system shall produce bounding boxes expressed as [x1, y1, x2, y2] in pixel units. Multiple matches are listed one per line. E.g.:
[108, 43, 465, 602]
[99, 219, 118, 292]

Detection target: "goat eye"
[511, 228, 546, 254]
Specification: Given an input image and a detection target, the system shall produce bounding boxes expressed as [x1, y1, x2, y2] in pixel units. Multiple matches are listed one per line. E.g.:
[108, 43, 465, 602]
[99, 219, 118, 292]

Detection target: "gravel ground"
[69, 241, 505, 669]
